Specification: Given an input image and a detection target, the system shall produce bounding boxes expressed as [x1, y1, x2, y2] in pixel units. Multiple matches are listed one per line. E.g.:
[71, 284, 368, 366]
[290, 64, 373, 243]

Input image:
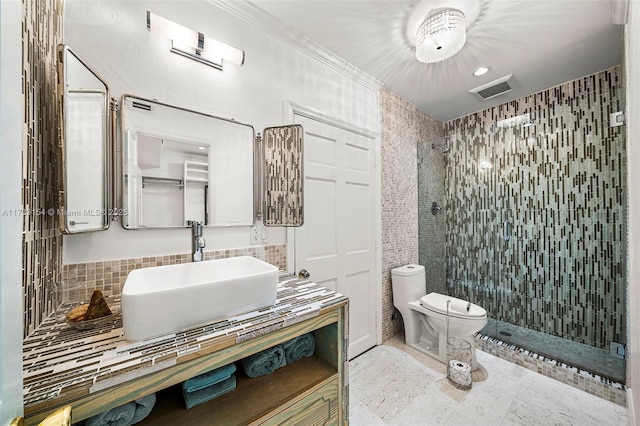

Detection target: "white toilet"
[391, 264, 487, 370]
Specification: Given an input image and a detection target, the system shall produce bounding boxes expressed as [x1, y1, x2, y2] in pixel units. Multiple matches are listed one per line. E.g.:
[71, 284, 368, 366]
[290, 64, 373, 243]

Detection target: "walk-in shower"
[418, 67, 627, 383]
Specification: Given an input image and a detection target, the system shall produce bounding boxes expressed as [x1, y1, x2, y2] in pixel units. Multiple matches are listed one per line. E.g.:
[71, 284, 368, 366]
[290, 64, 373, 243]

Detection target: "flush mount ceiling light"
[416, 8, 466, 63]
[406, 0, 480, 64]
[147, 11, 244, 70]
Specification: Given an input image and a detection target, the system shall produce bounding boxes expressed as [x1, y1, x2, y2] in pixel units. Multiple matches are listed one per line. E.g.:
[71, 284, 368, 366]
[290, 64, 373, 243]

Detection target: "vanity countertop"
[22, 273, 347, 421]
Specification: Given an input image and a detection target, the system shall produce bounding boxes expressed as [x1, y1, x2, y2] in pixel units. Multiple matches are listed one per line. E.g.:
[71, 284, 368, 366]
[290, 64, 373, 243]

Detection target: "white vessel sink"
[121, 256, 279, 341]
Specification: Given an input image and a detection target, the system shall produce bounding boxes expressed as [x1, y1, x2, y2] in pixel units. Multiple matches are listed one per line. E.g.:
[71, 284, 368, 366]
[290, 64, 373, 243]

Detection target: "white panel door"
[294, 115, 377, 359]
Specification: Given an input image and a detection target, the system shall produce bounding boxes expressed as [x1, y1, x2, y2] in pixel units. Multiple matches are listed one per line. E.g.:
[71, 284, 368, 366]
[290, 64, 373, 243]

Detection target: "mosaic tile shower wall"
[381, 89, 443, 341]
[417, 140, 446, 295]
[22, 0, 64, 337]
[444, 67, 626, 349]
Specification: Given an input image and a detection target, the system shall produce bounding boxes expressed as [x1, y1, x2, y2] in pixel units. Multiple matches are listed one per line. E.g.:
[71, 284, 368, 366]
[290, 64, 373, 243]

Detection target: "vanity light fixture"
[473, 66, 489, 76]
[146, 11, 245, 70]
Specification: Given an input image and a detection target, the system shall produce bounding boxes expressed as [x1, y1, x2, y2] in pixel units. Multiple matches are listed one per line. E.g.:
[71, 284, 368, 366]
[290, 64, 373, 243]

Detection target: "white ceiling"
[244, 0, 624, 121]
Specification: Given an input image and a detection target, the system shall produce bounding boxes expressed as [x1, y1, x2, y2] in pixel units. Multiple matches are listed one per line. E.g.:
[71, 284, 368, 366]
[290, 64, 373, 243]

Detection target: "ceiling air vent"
[469, 74, 513, 101]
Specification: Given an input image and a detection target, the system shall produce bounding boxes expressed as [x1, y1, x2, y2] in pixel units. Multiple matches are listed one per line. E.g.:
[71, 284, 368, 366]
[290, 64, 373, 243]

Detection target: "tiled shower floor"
[481, 318, 625, 383]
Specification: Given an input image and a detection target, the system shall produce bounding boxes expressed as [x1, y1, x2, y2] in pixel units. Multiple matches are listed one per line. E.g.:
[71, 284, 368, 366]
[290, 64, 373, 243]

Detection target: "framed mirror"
[57, 45, 110, 233]
[120, 96, 255, 228]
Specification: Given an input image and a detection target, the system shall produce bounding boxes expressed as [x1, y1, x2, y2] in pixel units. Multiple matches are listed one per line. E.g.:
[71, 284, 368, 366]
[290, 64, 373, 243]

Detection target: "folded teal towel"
[182, 363, 236, 393]
[129, 393, 156, 425]
[182, 375, 236, 409]
[85, 402, 135, 426]
[282, 333, 315, 363]
[241, 345, 286, 378]
[84, 393, 156, 426]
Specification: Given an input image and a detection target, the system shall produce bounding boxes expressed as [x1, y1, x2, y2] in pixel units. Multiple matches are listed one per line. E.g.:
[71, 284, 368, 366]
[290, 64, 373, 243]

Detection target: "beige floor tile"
[349, 340, 627, 426]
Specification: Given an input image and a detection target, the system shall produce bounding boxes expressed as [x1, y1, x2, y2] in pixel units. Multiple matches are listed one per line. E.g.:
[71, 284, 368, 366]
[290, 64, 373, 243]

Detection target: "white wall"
[0, 1, 25, 422]
[625, 0, 639, 422]
[62, 1, 380, 264]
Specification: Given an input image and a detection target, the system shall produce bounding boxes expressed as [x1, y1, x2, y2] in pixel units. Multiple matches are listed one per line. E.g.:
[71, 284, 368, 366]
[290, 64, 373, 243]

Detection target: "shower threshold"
[480, 318, 625, 384]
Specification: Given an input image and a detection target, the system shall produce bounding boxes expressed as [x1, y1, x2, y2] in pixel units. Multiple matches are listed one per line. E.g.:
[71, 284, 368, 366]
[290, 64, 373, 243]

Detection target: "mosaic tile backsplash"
[61, 245, 287, 300]
[22, 0, 63, 337]
[444, 67, 627, 350]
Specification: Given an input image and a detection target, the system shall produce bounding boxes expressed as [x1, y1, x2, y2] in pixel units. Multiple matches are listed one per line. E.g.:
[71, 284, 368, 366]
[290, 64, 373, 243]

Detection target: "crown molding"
[611, 0, 629, 24]
[210, 0, 383, 92]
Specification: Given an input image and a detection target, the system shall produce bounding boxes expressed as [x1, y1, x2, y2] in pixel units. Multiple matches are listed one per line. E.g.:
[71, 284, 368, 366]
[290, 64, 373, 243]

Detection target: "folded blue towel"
[282, 333, 315, 364]
[129, 393, 156, 425]
[241, 345, 286, 378]
[182, 363, 236, 393]
[84, 393, 157, 426]
[182, 375, 236, 409]
[85, 402, 135, 426]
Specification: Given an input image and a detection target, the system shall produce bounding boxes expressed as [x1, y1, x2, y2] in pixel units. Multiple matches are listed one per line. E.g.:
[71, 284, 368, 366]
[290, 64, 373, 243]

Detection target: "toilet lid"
[419, 293, 486, 319]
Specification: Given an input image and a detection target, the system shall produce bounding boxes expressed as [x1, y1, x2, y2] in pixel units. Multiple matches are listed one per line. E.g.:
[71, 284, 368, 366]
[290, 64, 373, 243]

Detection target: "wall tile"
[381, 89, 443, 341]
[445, 67, 626, 349]
[61, 245, 287, 299]
[22, 0, 63, 337]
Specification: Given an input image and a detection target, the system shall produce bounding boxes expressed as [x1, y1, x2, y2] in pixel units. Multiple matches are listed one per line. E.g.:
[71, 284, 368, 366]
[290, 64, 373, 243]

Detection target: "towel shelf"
[139, 354, 338, 425]
[135, 315, 345, 425]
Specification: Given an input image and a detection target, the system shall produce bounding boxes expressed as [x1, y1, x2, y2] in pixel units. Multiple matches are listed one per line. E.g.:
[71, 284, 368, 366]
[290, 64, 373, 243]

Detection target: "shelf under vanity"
[22, 275, 348, 425]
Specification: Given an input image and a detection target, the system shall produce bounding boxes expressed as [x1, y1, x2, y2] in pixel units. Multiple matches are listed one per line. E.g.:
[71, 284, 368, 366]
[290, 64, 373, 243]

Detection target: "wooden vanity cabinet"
[23, 298, 348, 426]
[137, 305, 348, 425]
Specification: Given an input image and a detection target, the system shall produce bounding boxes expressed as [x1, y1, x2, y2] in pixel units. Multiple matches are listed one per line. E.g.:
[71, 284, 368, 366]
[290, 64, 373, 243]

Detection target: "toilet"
[391, 264, 487, 370]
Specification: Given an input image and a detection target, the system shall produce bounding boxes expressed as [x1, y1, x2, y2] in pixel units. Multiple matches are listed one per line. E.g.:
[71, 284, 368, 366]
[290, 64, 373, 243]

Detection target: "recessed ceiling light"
[473, 66, 489, 76]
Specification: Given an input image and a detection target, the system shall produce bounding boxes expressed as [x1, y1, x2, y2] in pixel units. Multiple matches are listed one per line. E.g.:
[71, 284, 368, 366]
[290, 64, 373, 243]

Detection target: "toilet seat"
[419, 293, 486, 319]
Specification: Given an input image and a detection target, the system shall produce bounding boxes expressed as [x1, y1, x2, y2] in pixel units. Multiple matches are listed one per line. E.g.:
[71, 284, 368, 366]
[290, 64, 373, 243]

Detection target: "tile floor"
[348, 336, 628, 425]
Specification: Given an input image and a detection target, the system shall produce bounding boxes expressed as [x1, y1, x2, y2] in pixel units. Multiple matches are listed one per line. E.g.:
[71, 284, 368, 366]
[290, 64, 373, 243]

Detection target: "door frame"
[283, 100, 383, 346]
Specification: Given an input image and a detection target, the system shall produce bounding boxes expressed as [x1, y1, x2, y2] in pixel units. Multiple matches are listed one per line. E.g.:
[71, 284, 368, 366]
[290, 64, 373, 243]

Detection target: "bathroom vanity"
[22, 275, 348, 425]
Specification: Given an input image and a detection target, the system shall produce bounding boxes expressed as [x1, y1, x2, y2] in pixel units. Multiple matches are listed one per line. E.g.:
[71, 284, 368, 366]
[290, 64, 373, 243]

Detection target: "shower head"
[432, 142, 451, 154]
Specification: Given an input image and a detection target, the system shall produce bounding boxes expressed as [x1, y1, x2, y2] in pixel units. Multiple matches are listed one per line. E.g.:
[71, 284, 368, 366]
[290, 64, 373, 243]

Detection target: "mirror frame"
[56, 44, 111, 234]
[261, 124, 304, 227]
[118, 95, 256, 229]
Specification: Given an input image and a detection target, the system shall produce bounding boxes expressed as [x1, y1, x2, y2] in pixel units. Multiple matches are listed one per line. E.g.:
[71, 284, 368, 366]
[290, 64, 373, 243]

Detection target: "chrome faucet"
[188, 220, 205, 262]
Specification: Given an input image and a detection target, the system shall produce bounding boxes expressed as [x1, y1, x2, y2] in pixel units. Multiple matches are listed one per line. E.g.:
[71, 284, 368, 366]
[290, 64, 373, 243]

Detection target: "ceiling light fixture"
[473, 66, 489, 76]
[416, 8, 466, 64]
[147, 11, 245, 70]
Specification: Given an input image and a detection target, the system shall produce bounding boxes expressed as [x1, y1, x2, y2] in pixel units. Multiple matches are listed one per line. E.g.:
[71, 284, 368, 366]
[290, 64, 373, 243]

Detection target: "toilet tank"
[391, 264, 426, 304]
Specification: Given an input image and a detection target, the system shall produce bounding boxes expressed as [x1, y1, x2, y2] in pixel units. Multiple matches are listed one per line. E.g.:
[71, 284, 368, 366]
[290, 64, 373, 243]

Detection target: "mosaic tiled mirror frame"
[262, 124, 304, 227]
